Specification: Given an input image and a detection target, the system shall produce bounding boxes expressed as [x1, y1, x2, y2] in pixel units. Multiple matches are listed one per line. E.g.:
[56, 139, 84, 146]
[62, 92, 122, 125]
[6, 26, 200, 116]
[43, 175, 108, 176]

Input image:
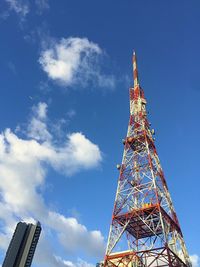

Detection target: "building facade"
[2, 221, 41, 267]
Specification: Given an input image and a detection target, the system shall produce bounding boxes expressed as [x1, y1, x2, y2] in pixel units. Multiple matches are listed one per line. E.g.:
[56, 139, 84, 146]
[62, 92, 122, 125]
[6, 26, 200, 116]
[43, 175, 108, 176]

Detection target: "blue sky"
[0, 0, 199, 266]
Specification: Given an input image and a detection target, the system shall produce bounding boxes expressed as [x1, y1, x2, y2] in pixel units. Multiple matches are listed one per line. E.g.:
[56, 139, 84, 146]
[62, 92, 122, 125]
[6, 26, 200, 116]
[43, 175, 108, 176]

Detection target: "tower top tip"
[132, 50, 139, 86]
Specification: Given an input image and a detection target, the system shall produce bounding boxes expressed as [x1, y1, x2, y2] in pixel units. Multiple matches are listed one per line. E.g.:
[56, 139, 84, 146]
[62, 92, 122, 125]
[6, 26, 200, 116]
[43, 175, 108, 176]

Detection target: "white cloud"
[48, 211, 104, 257]
[39, 37, 115, 88]
[0, 102, 104, 266]
[0, 233, 11, 250]
[190, 254, 200, 267]
[54, 132, 102, 174]
[36, 102, 48, 119]
[39, 37, 100, 84]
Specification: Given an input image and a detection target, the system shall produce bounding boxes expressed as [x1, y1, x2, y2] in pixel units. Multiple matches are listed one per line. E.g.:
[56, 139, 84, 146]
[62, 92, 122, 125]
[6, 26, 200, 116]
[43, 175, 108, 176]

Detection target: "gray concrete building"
[2, 221, 41, 267]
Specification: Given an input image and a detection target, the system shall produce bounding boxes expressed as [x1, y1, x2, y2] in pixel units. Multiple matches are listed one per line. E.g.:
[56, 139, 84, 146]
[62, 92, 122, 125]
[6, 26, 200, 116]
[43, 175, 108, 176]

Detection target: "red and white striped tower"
[103, 53, 191, 267]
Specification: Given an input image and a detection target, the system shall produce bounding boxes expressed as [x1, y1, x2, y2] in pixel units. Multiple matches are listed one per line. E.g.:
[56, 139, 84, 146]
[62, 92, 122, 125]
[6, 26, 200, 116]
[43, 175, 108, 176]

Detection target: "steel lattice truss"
[103, 53, 191, 267]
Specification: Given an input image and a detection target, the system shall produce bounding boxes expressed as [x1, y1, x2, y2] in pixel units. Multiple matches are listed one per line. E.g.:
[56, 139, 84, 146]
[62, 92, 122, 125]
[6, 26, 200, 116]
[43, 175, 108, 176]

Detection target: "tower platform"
[114, 204, 181, 239]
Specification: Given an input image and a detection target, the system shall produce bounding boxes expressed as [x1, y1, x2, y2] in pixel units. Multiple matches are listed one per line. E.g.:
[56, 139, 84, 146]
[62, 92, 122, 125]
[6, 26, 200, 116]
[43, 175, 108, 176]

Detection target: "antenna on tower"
[133, 51, 139, 87]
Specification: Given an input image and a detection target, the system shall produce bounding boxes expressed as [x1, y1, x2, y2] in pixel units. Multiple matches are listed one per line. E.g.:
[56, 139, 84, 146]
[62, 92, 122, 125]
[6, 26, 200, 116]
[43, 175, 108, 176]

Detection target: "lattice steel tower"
[103, 53, 191, 267]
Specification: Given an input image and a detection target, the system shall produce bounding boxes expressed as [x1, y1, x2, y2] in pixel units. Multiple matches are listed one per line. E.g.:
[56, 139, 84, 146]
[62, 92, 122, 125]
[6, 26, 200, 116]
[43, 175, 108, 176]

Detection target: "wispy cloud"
[7, 61, 17, 75]
[3, 0, 49, 20]
[27, 102, 52, 142]
[35, 0, 49, 14]
[5, 0, 29, 17]
[39, 37, 115, 89]
[67, 109, 76, 119]
[0, 102, 104, 266]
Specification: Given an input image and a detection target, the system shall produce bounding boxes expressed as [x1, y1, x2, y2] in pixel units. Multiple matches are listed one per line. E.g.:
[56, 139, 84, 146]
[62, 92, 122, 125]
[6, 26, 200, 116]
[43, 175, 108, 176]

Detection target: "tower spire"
[133, 51, 139, 87]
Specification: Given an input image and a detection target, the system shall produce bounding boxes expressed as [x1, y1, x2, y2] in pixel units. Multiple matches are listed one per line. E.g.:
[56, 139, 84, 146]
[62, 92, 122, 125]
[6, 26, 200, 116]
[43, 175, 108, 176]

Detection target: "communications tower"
[103, 53, 191, 267]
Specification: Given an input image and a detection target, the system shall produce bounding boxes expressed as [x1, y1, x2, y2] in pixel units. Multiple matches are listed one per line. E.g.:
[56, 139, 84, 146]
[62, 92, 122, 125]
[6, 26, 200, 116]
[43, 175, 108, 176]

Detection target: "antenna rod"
[133, 51, 139, 87]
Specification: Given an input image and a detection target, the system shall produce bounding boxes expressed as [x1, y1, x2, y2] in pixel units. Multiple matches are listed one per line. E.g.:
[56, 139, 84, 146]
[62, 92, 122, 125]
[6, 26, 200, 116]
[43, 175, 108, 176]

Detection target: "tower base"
[104, 247, 188, 267]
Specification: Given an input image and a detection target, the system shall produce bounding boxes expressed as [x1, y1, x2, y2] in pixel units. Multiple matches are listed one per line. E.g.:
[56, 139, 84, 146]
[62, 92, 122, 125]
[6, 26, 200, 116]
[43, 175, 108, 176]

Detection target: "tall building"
[103, 53, 191, 267]
[2, 221, 41, 267]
